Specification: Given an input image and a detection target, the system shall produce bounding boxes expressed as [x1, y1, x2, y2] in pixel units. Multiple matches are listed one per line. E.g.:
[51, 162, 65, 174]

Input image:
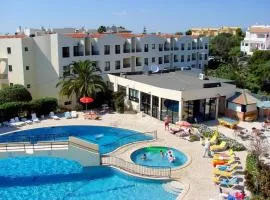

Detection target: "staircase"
[162, 181, 183, 195]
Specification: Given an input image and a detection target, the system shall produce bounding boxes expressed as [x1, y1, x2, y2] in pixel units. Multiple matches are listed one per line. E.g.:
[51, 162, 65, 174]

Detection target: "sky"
[0, 0, 269, 34]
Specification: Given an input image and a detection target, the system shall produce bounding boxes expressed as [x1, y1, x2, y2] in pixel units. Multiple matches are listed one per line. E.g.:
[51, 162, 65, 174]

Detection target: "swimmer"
[160, 150, 165, 158]
[141, 153, 147, 160]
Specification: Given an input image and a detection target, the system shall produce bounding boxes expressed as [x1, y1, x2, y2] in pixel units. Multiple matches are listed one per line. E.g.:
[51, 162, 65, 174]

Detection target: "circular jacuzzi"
[130, 146, 188, 168]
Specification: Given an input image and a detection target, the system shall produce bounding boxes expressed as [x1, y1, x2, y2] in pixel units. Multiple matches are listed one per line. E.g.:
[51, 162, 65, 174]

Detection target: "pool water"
[0, 157, 177, 200]
[131, 146, 188, 168]
[0, 126, 153, 154]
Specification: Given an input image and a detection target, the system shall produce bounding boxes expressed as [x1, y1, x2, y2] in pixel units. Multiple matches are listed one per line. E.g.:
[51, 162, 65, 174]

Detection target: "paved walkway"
[0, 113, 248, 200]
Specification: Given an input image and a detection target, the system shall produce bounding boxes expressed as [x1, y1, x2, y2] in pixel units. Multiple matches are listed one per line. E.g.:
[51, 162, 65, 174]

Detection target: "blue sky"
[1, 0, 269, 34]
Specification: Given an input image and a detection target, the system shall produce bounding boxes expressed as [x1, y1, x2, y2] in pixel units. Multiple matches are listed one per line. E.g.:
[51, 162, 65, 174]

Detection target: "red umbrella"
[176, 121, 192, 127]
[80, 97, 94, 110]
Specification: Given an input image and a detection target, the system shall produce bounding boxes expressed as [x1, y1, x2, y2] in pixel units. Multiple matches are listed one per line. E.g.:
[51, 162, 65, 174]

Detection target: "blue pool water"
[0, 157, 177, 200]
[131, 146, 188, 168]
[0, 126, 153, 154]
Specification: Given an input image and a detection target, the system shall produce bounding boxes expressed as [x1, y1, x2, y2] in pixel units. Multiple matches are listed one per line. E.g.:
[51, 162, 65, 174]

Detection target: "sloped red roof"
[250, 27, 270, 33]
[0, 34, 25, 39]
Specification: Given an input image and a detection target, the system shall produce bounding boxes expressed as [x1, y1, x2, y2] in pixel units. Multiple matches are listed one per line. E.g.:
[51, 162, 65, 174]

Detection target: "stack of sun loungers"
[84, 111, 100, 120]
[49, 112, 60, 120]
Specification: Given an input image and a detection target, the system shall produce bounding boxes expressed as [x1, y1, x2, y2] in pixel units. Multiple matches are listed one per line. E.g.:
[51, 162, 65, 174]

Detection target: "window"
[205, 54, 208, 60]
[115, 45, 120, 54]
[174, 55, 178, 62]
[158, 57, 163, 64]
[25, 47, 28, 51]
[187, 55, 191, 62]
[164, 55, 169, 63]
[199, 54, 202, 60]
[204, 43, 208, 49]
[136, 58, 141, 66]
[188, 43, 191, 50]
[129, 88, 139, 102]
[198, 64, 201, 69]
[105, 61, 110, 71]
[159, 44, 163, 51]
[192, 42, 196, 50]
[26, 84, 31, 88]
[62, 47, 70, 58]
[64, 101, 72, 105]
[73, 46, 80, 56]
[152, 44, 155, 49]
[191, 64, 196, 68]
[7, 47, 11, 54]
[144, 58, 148, 66]
[104, 45, 110, 55]
[26, 66, 30, 70]
[152, 57, 155, 63]
[10, 83, 13, 86]
[192, 53, 196, 61]
[63, 65, 70, 76]
[181, 44, 185, 50]
[115, 60, 121, 70]
[8, 65, 12, 72]
[144, 44, 149, 52]
[181, 55, 184, 62]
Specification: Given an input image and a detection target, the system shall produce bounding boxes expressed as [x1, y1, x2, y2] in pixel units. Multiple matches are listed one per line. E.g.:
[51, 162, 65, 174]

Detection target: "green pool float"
[146, 146, 168, 153]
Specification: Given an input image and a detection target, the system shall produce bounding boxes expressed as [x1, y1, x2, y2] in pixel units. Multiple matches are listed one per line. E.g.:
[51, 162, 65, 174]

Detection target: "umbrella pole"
[86, 103, 87, 111]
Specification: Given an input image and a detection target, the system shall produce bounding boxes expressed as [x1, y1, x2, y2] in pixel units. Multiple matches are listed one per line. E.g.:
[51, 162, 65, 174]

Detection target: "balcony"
[124, 49, 130, 53]
[92, 51, 99, 55]
[144, 48, 149, 52]
[104, 50, 110, 55]
[123, 64, 130, 68]
[174, 47, 179, 51]
[164, 60, 170, 64]
[136, 48, 142, 52]
[115, 50, 120, 54]
[174, 59, 178, 62]
[136, 62, 142, 66]
[164, 47, 170, 51]
[159, 48, 163, 51]
[132, 48, 135, 53]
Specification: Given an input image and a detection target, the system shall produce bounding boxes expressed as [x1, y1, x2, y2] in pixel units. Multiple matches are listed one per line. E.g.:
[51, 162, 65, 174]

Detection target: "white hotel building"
[0, 28, 238, 123]
[241, 25, 270, 55]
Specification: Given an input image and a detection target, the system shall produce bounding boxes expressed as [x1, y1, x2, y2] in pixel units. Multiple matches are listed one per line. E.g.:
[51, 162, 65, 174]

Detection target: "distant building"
[241, 25, 270, 55]
[105, 26, 132, 33]
[191, 26, 240, 37]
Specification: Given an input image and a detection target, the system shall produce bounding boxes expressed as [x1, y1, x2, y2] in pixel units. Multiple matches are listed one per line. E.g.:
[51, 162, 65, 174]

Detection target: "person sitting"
[160, 150, 165, 158]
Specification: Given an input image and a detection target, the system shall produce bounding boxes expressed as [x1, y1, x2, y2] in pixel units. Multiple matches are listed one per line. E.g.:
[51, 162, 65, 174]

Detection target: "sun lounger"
[213, 168, 235, 178]
[210, 141, 227, 151]
[21, 118, 33, 124]
[31, 113, 40, 123]
[217, 163, 239, 172]
[71, 111, 78, 118]
[9, 118, 25, 127]
[210, 131, 218, 144]
[15, 117, 26, 126]
[214, 149, 235, 157]
[212, 157, 236, 167]
[213, 154, 235, 161]
[49, 112, 60, 120]
[65, 112, 72, 119]
[219, 177, 239, 188]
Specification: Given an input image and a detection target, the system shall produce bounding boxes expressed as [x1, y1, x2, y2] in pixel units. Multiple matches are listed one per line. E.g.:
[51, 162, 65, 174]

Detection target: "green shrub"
[218, 136, 246, 151]
[246, 153, 258, 174]
[113, 91, 125, 113]
[31, 97, 58, 116]
[0, 85, 32, 105]
[0, 102, 30, 121]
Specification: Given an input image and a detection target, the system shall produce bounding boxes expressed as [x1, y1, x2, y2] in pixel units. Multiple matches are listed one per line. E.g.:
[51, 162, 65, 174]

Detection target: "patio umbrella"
[80, 97, 94, 110]
[176, 121, 192, 127]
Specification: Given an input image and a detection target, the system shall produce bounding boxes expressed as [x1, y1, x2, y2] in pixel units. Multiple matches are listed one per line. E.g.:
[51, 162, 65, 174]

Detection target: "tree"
[185, 29, 192, 35]
[97, 26, 106, 33]
[175, 32, 183, 35]
[56, 60, 106, 99]
[0, 84, 32, 105]
[235, 28, 245, 38]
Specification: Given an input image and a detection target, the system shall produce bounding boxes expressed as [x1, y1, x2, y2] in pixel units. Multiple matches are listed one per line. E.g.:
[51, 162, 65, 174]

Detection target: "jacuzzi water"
[0, 157, 177, 200]
[0, 126, 153, 154]
[131, 146, 188, 168]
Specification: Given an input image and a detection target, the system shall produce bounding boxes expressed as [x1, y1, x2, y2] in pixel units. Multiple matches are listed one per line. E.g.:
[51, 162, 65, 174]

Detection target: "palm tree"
[56, 60, 106, 99]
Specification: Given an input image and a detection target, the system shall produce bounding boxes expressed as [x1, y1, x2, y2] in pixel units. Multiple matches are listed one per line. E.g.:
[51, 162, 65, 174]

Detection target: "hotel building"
[241, 25, 270, 55]
[191, 26, 240, 37]
[0, 28, 209, 108]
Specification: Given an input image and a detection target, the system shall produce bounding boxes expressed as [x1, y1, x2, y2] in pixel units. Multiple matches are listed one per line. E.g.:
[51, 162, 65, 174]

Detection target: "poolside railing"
[101, 130, 157, 153]
[101, 155, 171, 178]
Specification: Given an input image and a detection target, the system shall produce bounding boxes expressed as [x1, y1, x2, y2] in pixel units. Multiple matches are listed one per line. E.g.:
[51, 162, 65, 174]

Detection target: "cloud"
[112, 10, 128, 16]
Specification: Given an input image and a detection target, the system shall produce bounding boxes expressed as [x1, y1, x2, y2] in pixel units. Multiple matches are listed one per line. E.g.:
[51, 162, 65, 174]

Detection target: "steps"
[162, 181, 183, 195]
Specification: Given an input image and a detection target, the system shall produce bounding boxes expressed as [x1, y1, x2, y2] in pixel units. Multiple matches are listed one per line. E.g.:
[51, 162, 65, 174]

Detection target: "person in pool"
[141, 153, 147, 160]
[160, 150, 165, 158]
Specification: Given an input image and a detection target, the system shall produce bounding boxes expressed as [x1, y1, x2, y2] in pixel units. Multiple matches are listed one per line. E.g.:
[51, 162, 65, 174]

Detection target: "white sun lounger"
[49, 112, 60, 120]
[15, 117, 26, 126]
[9, 118, 25, 127]
[21, 118, 33, 124]
[71, 111, 78, 118]
[31, 113, 40, 123]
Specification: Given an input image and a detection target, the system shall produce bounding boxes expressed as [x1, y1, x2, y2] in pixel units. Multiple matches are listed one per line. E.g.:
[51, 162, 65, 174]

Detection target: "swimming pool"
[0, 126, 153, 154]
[130, 146, 188, 168]
[0, 156, 178, 200]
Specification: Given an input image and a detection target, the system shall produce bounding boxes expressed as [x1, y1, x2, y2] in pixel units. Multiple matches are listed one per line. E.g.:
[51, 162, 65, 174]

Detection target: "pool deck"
[0, 112, 248, 200]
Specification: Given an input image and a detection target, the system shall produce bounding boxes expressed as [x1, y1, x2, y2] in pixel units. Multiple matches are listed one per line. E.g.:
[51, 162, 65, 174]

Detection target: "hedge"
[0, 97, 58, 122]
[0, 84, 32, 105]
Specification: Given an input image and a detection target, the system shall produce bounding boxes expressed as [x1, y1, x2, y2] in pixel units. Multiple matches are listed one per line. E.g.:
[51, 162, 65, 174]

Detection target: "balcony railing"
[0, 74, 8, 79]
[92, 51, 99, 55]
[124, 49, 130, 53]
[123, 64, 130, 68]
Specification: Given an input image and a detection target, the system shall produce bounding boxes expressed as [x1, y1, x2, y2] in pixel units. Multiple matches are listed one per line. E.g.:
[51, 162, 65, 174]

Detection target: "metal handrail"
[101, 155, 171, 178]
